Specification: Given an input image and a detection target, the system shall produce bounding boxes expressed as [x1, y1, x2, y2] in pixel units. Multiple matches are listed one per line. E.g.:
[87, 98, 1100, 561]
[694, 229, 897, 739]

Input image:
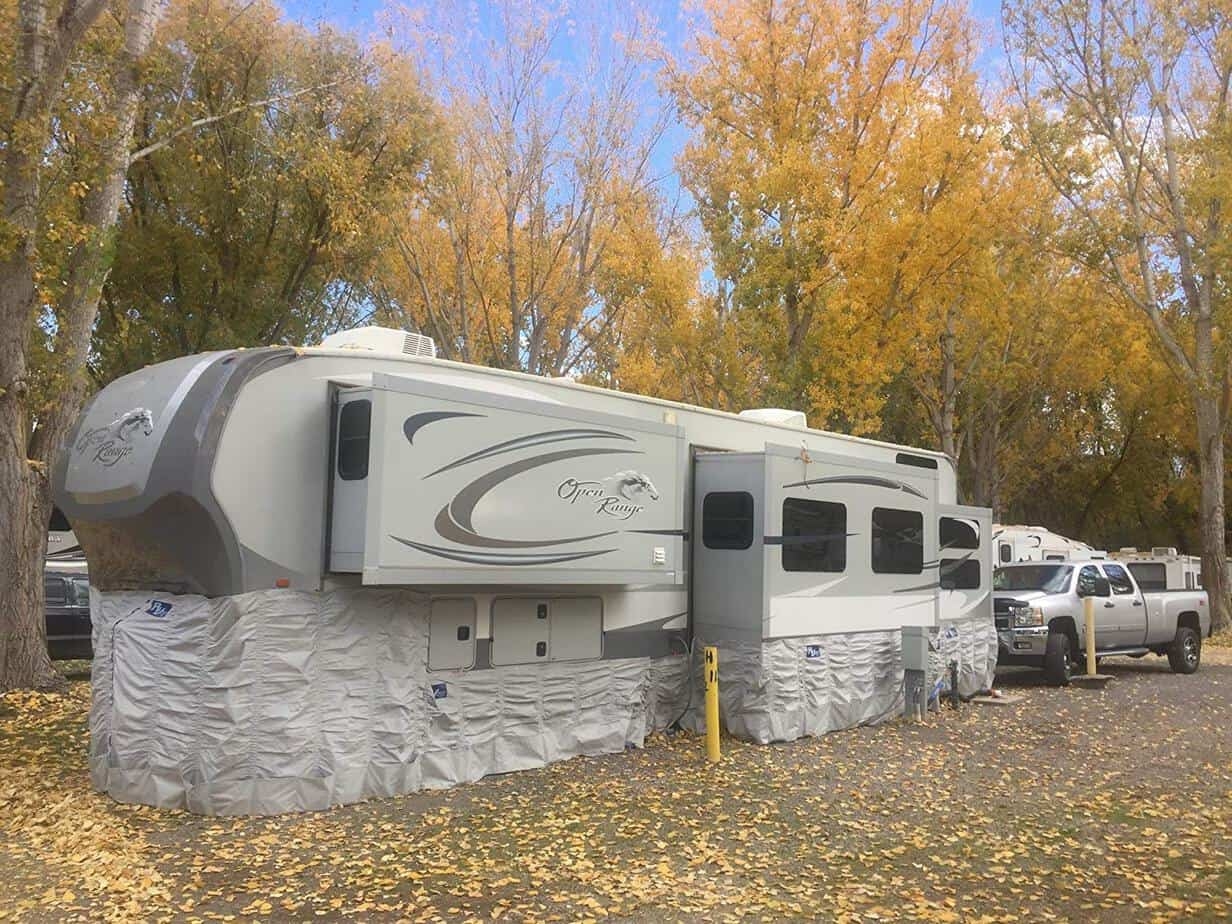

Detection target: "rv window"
[337, 399, 372, 481]
[781, 498, 846, 573]
[48, 507, 71, 532]
[1101, 563, 1134, 595]
[940, 517, 979, 551]
[941, 558, 980, 590]
[702, 492, 754, 550]
[1127, 562, 1167, 591]
[871, 508, 923, 574]
[1185, 572, 1194, 590]
[999, 543, 1012, 563]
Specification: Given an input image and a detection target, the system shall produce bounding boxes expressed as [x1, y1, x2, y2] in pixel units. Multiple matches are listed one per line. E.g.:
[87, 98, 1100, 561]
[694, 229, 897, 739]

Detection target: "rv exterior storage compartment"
[328, 373, 686, 586]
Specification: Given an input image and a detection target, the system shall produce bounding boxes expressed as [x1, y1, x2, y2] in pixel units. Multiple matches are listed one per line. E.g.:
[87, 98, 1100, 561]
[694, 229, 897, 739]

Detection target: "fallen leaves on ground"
[2, 651, 1231, 922]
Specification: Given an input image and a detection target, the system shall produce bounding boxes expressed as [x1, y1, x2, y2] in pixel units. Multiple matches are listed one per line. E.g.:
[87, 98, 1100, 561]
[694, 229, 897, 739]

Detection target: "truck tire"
[1167, 626, 1201, 675]
[1043, 632, 1072, 687]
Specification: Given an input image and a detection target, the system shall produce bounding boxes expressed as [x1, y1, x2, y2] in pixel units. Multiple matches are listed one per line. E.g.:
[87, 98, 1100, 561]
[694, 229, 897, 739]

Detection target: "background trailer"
[54, 326, 995, 815]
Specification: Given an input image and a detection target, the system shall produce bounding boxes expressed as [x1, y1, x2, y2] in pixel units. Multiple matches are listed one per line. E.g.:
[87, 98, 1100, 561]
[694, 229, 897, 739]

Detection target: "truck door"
[1100, 563, 1146, 647]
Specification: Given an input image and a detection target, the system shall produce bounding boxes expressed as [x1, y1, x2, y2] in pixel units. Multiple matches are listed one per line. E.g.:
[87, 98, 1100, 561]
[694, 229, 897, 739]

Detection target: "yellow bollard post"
[704, 646, 720, 763]
[1083, 596, 1097, 677]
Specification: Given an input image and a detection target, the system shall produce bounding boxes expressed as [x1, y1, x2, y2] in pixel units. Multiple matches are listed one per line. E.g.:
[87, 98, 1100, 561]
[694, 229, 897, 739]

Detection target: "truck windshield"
[993, 565, 1072, 593]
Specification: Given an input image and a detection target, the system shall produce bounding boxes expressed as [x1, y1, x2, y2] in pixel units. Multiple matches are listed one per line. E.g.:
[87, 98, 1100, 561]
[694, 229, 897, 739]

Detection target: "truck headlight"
[1013, 607, 1044, 627]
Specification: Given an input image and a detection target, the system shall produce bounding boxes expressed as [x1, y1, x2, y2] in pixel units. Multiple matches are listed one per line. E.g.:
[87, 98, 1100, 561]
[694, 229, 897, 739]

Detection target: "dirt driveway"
[3, 648, 1230, 923]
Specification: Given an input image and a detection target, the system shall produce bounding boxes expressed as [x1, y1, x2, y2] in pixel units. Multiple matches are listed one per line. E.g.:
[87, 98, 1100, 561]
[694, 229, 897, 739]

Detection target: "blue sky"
[275, 0, 1009, 223]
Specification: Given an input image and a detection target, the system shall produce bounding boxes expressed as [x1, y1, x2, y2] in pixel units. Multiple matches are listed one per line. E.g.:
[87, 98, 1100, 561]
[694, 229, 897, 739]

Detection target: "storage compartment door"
[359, 374, 686, 586]
[548, 597, 602, 662]
[428, 598, 476, 671]
[491, 598, 551, 666]
[938, 504, 991, 623]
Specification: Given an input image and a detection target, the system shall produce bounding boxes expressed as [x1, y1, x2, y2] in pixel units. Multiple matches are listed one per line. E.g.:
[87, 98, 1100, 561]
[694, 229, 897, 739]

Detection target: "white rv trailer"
[54, 326, 995, 815]
[1111, 548, 1207, 592]
[992, 524, 1107, 564]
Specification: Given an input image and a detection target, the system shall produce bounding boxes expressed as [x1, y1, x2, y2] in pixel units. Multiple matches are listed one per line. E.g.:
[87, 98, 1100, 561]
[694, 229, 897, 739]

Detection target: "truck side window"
[702, 492, 754, 550]
[1101, 563, 1134, 595]
[1076, 565, 1100, 596]
[871, 508, 923, 574]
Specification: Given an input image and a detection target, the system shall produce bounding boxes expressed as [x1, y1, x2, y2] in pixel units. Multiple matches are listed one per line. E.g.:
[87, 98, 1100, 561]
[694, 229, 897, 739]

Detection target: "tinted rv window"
[941, 558, 980, 590]
[999, 543, 1012, 563]
[48, 507, 71, 532]
[871, 508, 924, 574]
[1127, 563, 1166, 591]
[337, 399, 372, 481]
[702, 492, 754, 550]
[781, 498, 846, 572]
[940, 517, 979, 551]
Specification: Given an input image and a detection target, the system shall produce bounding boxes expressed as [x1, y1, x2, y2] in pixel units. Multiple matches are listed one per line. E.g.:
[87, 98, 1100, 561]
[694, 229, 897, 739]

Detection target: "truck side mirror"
[1093, 575, 1111, 597]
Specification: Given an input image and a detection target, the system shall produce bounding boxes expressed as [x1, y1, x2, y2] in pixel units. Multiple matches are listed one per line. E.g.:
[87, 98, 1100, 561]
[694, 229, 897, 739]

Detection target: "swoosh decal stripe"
[426, 428, 635, 478]
[781, 475, 928, 499]
[392, 536, 616, 566]
[403, 411, 484, 444]
[435, 446, 638, 548]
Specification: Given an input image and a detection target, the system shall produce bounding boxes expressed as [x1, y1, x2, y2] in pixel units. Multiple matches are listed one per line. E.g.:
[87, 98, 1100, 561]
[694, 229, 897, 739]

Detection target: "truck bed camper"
[55, 326, 995, 815]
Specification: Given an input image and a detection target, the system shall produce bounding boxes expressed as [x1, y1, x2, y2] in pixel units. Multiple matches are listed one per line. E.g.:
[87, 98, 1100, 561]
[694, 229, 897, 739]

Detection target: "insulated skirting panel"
[688, 613, 997, 745]
[89, 588, 691, 816]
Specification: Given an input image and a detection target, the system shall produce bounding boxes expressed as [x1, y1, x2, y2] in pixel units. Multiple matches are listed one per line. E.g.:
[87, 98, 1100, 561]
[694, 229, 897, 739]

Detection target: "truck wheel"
[1167, 626, 1201, 675]
[1043, 632, 1072, 687]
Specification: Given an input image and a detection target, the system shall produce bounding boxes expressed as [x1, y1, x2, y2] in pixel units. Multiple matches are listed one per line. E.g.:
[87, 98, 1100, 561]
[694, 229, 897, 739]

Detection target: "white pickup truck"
[993, 560, 1210, 685]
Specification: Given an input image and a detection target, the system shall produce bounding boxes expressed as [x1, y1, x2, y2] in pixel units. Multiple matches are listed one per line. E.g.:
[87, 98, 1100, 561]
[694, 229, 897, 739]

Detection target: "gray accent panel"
[88, 587, 690, 815]
[55, 348, 298, 595]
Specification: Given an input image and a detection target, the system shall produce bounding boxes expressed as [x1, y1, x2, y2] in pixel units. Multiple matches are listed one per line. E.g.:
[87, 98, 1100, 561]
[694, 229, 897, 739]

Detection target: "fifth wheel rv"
[54, 326, 995, 815]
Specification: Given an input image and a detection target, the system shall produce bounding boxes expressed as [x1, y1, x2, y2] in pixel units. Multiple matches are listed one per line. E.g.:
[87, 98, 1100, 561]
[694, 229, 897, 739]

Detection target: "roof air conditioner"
[1151, 547, 1178, 557]
[318, 326, 437, 358]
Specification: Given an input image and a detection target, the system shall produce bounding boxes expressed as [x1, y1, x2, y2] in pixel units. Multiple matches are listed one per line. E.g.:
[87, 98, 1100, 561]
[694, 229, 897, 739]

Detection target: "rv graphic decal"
[390, 415, 669, 566]
[781, 474, 928, 499]
[74, 407, 154, 467]
[424, 427, 635, 478]
[558, 470, 660, 521]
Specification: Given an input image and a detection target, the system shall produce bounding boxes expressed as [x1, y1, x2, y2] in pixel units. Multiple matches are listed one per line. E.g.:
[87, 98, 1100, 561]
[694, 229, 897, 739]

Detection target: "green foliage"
[93, 0, 443, 383]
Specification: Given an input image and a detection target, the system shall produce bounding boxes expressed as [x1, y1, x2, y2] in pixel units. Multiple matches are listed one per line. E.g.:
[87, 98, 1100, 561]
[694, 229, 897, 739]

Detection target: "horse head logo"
[606, 470, 660, 502]
[75, 407, 155, 457]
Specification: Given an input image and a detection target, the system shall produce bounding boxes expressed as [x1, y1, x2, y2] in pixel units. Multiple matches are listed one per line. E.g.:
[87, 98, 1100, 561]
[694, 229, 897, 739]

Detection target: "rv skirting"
[688, 615, 997, 745]
[87, 588, 690, 816]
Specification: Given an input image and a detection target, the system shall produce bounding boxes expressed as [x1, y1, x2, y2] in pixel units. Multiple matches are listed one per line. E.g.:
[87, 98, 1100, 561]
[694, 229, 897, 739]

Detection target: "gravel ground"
[2, 647, 1230, 923]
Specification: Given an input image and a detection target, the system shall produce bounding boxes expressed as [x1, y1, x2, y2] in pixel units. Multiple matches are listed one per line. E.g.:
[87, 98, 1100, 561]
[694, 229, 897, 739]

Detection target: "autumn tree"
[1004, 0, 1232, 631]
[667, 0, 986, 424]
[0, 0, 166, 690]
[95, 0, 441, 382]
[370, 1, 681, 377]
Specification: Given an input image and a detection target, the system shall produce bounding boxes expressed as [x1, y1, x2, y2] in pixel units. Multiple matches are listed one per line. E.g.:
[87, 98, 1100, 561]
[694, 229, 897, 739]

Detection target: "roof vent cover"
[738, 407, 808, 428]
[318, 326, 437, 358]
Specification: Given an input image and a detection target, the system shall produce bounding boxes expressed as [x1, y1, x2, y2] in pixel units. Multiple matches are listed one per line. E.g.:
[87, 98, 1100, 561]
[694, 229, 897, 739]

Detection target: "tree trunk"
[0, 0, 163, 690]
[1195, 394, 1230, 633]
[0, 459, 58, 690]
